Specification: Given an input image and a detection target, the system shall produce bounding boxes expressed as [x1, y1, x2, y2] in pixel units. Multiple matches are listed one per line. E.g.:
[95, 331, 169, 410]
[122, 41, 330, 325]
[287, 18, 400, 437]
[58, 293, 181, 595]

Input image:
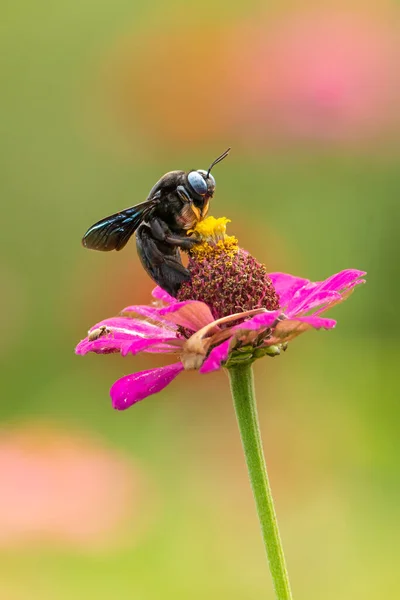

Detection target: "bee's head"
[187, 170, 216, 200]
[187, 148, 231, 201]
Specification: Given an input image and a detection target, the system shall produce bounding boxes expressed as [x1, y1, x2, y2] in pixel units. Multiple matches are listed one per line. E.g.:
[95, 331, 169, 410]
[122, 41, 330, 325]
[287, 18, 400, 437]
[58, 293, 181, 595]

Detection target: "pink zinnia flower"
[76, 217, 365, 410]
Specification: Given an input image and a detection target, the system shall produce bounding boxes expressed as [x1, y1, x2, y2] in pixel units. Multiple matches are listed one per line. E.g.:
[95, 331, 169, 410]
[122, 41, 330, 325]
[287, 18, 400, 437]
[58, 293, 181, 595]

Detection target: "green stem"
[228, 363, 293, 600]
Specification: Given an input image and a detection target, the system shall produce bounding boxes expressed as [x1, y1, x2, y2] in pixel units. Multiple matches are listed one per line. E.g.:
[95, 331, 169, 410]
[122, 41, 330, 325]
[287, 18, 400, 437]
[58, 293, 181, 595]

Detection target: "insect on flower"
[88, 325, 110, 341]
[82, 149, 230, 296]
[76, 217, 366, 410]
[77, 205, 367, 598]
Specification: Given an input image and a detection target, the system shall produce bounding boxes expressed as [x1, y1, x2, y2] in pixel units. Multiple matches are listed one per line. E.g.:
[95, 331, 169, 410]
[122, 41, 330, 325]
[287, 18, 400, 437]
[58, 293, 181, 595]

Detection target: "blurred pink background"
[1, 1, 398, 598]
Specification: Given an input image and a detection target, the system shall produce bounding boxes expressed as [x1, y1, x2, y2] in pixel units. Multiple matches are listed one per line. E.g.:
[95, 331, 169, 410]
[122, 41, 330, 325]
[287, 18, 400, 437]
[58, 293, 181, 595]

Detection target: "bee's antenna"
[206, 147, 231, 179]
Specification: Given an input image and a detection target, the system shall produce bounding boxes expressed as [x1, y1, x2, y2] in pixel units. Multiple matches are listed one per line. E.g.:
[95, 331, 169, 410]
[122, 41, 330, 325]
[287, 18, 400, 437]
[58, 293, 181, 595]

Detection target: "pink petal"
[120, 337, 181, 357]
[92, 317, 170, 338]
[76, 337, 122, 355]
[122, 304, 169, 320]
[286, 289, 342, 317]
[199, 339, 231, 374]
[151, 286, 176, 304]
[286, 269, 366, 316]
[120, 319, 173, 337]
[88, 317, 147, 333]
[121, 305, 179, 330]
[233, 310, 282, 331]
[313, 280, 363, 316]
[75, 317, 176, 356]
[295, 316, 336, 329]
[159, 301, 215, 331]
[111, 363, 184, 410]
[269, 272, 310, 307]
[317, 269, 366, 293]
[199, 311, 281, 373]
[267, 316, 336, 345]
[123, 300, 215, 331]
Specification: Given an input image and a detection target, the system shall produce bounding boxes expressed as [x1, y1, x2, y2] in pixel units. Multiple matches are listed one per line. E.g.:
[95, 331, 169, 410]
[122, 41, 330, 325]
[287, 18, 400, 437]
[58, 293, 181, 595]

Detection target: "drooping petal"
[269, 272, 310, 307]
[159, 301, 215, 331]
[111, 363, 184, 410]
[199, 339, 231, 374]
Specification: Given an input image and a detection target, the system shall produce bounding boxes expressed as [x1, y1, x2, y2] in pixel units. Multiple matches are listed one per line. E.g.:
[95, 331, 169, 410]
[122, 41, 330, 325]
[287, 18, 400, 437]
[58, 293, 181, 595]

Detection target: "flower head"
[76, 217, 365, 410]
[178, 217, 279, 319]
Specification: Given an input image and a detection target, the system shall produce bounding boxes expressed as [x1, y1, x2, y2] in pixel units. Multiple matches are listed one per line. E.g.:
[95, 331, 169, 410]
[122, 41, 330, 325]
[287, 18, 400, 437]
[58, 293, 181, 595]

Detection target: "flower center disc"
[177, 217, 280, 320]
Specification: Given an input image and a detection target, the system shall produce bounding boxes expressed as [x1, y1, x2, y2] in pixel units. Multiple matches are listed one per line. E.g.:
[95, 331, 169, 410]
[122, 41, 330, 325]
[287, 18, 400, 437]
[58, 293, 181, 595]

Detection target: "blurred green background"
[1, 1, 399, 598]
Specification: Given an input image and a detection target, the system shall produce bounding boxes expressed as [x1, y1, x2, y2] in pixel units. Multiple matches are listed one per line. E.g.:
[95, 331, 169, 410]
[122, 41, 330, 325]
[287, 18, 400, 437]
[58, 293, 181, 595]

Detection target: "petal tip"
[75, 341, 88, 355]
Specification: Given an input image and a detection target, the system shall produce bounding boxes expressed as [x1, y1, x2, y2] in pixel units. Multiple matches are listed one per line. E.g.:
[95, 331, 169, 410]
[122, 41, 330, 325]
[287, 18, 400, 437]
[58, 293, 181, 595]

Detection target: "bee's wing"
[82, 199, 157, 252]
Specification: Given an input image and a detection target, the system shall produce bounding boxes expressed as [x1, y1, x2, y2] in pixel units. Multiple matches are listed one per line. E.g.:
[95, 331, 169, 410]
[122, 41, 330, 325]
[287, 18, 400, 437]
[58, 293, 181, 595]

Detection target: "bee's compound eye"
[198, 170, 215, 188]
[188, 171, 208, 196]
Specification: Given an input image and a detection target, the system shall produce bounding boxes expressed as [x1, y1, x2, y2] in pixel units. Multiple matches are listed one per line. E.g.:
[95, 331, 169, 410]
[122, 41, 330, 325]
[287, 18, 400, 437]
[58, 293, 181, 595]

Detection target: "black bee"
[82, 148, 230, 296]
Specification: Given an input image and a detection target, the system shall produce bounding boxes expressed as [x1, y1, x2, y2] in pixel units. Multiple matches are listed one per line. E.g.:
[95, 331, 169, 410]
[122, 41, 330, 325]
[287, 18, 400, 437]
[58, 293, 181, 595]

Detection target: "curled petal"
[111, 363, 184, 410]
[159, 301, 215, 331]
[199, 339, 231, 374]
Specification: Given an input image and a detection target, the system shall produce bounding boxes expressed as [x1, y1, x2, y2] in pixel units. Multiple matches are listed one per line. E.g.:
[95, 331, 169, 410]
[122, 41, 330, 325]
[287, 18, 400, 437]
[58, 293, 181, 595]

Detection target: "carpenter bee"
[82, 148, 230, 296]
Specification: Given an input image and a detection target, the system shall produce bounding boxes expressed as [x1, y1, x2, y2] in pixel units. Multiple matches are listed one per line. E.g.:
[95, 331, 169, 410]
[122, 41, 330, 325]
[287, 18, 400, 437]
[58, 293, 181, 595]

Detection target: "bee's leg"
[136, 225, 191, 296]
[149, 218, 198, 250]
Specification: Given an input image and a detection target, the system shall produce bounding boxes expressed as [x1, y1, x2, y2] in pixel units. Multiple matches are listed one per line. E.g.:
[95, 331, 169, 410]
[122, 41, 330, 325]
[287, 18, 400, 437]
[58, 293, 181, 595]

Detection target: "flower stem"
[228, 363, 293, 600]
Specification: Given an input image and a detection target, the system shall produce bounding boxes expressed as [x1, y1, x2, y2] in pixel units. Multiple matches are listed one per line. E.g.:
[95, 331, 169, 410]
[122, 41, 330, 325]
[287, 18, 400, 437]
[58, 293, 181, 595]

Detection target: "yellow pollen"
[190, 216, 238, 260]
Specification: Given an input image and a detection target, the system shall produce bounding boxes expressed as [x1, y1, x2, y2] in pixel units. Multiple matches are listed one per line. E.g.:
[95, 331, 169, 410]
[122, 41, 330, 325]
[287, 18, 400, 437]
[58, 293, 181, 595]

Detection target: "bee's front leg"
[149, 217, 199, 250]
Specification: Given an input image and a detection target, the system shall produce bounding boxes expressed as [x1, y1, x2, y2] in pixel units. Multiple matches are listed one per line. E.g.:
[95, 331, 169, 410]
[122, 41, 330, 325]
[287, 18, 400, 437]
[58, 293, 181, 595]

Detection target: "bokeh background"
[1, 1, 399, 598]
